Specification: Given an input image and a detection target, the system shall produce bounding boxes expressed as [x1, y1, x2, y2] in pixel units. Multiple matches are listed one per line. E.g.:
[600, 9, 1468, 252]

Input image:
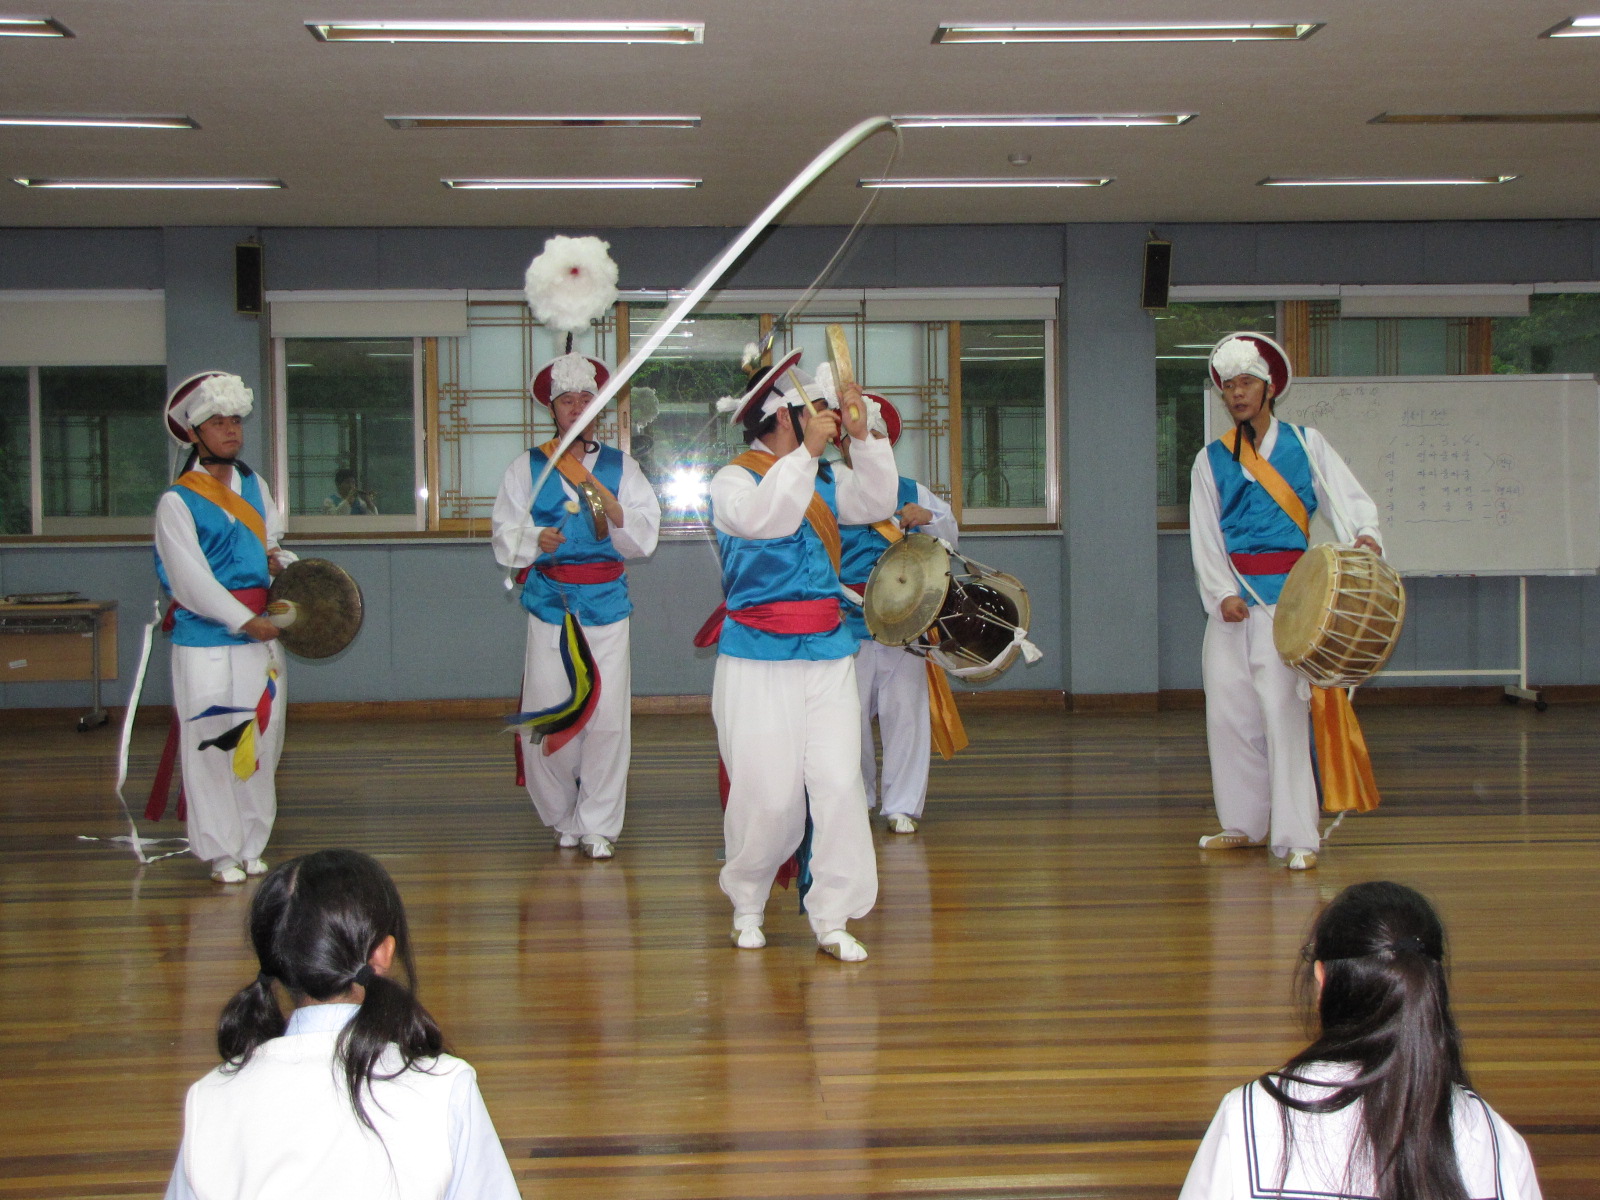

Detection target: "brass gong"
[863, 533, 952, 646]
[265, 558, 364, 659]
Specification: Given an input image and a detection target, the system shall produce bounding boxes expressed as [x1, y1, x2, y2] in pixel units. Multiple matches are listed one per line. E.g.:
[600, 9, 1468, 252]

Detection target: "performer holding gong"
[699, 349, 896, 960]
[1189, 334, 1382, 870]
[152, 371, 295, 884]
[492, 237, 661, 861]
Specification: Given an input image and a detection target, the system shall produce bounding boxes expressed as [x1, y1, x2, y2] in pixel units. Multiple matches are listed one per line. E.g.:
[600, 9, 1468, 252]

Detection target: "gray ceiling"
[0, 0, 1596, 228]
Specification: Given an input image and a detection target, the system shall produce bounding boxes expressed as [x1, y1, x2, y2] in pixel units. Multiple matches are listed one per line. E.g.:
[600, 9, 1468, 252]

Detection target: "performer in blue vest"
[153, 371, 295, 884]
[700, 349, 896, 961]
[838, 396, 959, 835]
[1189, 334, 1382, 870]
[492, 349, 661, 859]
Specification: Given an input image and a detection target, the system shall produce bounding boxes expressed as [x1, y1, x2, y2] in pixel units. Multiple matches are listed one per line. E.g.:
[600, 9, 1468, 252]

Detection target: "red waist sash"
[1230, 550, 1304, 576]
[161, 586, 269, 633]
[513, 560, 627, 585]
[693, 599, 842, 648]
[537, 560, 626, 585]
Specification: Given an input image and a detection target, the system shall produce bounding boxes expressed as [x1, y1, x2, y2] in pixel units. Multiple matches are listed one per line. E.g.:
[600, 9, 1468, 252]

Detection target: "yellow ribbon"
[1216, 427, 1310, 541]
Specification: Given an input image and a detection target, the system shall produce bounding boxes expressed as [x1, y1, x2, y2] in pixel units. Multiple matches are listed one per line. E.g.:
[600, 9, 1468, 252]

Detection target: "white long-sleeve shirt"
[1189, 418, 1380, 618]
[710, 435, 897, 540]
[491, 443, 660, 571]
[153, 470, 295, 636]
[906, 481, 959, 546]
[164, 1004, 520, 1200]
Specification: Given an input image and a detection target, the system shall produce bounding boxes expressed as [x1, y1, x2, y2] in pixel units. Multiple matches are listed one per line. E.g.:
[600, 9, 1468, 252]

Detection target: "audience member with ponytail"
[1180, 881, 1542, 1200]
[163, 849, 519, 1200]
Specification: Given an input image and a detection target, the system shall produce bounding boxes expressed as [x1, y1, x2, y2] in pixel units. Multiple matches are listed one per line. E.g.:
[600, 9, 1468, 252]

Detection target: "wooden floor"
[1, 705, 1598, 1199]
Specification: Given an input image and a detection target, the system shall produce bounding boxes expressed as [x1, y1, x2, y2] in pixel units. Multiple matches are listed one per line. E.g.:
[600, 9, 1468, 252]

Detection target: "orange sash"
[1312, 686, 1380, 813]
[174, 471, 268, 551]
[537, 438, 598, 492]
[1217, 426, 1310, 541]
[729, 450, 842, 573]
[858, 514, 969, 760]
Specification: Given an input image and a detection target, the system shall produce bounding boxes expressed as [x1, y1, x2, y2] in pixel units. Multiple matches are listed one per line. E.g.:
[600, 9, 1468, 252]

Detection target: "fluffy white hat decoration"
[629, 385, 660, 429]
[524, 235, 619, 334]
[1210, 337, 1271, 386]
[164, 371, 253, 446]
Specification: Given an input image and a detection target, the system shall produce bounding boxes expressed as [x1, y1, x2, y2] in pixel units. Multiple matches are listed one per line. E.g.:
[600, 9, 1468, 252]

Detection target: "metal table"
[0, 599, 118, 730]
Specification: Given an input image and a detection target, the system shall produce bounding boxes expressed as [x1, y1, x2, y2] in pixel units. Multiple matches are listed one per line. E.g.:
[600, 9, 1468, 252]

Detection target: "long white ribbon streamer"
[77, 596, 188, 863]
[520, 116, 898, 545]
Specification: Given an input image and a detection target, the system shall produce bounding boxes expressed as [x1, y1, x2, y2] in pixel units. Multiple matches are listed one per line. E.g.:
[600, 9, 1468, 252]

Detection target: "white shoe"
[581, 835, 614, 860]
[244, 858, 268, 876]
[553, 832, 580, 849]
[817, 929, 868, 962]
[731, 913, 765, 949]
[1287, 850, 1318, 871]
[1198, 829, 1266, 850]
[210, 864, 246, 884]
[886, 814, 918, 834]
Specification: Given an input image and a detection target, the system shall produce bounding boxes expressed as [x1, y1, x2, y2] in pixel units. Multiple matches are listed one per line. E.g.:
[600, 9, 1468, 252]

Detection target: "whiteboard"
[1208, 375, 1600, 576]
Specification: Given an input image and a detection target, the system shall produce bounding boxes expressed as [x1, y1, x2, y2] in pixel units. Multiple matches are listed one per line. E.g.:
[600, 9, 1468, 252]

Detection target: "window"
[0, 367, 28, 535]
[265, 289, 1056, 538]
[276, 337, 422, 532]
[0, 364, 169, 536]
[1492, 293, 1600, 374]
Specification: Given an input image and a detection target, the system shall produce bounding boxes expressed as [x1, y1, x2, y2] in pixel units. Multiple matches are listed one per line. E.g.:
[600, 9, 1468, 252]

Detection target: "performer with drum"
[838, 396, 960, 835]
[153, 372, 294, 884]
[492, 345, 661, 860]
[700, 351, 896, 960]
[1189, 334, 1382, 870]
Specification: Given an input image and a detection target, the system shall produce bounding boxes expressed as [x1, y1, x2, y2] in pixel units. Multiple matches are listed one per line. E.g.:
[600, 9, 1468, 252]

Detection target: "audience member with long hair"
[163, 849, 519, 1199]
[1180, 880, 1542, 1200]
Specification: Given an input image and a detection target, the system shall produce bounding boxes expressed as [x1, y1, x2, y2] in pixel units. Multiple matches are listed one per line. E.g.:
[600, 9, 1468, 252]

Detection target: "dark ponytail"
[1262, 881, 1470, 1200]
[217, 849, 444, 1133]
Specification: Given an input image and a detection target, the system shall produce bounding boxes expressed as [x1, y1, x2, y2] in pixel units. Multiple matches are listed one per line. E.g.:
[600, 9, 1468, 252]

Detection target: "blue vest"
[1205, 423, 1318, 606]
[713, 461, 856, 662]
[838, 476, 920, 640]
[519, 445, 631, 626]
[154, 470, 271, 648]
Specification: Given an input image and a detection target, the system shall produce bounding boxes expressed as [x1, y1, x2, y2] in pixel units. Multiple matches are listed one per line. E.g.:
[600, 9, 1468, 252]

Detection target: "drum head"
[267, 558, 364, 659]
[864, 533, 951, 646]
[1272, 544, 1335, 661]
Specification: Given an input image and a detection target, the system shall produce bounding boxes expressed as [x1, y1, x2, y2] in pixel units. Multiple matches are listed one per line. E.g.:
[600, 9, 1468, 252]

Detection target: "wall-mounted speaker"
[1141, 238, 1172, 311]
[235, 242, 264, 316]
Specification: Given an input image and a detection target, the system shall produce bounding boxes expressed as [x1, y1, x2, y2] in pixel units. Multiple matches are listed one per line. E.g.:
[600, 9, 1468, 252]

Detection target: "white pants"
[713, 654, 878, 936]
[520, 614, 631, 841]
[856, 639, 931, 818]
[172, 641, 285, 871]
[1201, 606, 1320, 854]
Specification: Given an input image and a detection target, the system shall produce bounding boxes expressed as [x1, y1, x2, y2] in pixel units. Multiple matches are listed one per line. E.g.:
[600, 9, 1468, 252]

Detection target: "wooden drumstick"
[785, 369, 824, 416]
[825, 324, 862, 423]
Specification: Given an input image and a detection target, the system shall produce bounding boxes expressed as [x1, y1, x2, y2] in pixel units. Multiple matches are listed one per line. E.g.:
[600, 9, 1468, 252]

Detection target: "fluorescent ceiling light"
[0, 113, 196, 129]
[443, 177, 700, 190]
[1371, 111, 1600, 124]
[388, 114, 699, 129]
[0, 16, 71, 36]
[895, 112, 1194, 127]
[1541, 16, 1600, 36]
[308, 20, 703, 44]
[861, 176, 1112, 189]
[933, 21, 1322, 44]
[1260, 175, 1519, 186]
[14, 177, 284, 189]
